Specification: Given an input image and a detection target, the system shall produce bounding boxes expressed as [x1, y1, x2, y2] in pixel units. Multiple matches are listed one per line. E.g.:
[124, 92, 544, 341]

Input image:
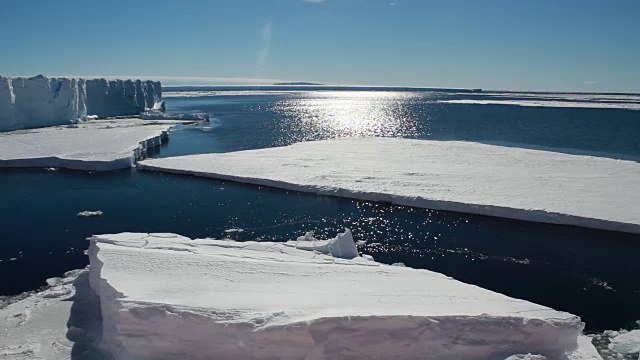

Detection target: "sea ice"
[610, 330, 640, 355]
[87, 231, 586, 359]
[139, 138, 640, 234]
[0, 269, 106, 360]
[140, 110, 210, 122]
[437, 99, 640, 110]
[78, 210, 103, 217]
[0, 75, 162, 132]
[0, 119, 180, 171]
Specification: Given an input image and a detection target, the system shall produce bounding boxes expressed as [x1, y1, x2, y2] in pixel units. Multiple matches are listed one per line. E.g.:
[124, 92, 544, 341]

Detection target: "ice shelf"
[86, 231, 589, 360]
[139, 138, 640, 234]
[0, 119, 180, 171]
[0, 75, 161, 132]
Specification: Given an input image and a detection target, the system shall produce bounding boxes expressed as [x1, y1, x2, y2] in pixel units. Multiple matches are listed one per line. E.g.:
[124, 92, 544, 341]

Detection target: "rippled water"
[166, 90, 640, 160]
[1, 90, 639, 332]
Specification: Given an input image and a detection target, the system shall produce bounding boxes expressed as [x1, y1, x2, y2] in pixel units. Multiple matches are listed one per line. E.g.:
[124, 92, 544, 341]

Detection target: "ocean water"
[1, 90, 639, 332]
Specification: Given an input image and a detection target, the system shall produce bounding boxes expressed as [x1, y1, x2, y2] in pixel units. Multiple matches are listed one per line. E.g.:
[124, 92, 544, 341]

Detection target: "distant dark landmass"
[273, 82, 324, 86]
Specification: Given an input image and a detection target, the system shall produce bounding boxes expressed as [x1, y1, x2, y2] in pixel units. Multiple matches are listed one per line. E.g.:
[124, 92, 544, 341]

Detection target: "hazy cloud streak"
[257, 22, 273, 78]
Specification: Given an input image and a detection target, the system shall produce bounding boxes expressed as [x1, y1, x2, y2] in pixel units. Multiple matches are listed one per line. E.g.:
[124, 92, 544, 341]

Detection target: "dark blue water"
[1, 90, 639, 332]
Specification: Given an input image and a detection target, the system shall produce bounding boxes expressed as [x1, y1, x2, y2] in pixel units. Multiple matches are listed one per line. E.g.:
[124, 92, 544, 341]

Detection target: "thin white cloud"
[302, 0, 325, 3]
[582, 81, 597, 85]
[256, 22, 273, 78]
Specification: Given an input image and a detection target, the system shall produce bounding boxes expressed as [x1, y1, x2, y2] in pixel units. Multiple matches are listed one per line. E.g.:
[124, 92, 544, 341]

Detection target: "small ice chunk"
[224, 228, 245, 233]
[392, 262, 406, 267]
[611, 329, 640, 354]
[289, 229, 359, 259]
[505, 355, 547, 360]
[77, 210, 103, 217]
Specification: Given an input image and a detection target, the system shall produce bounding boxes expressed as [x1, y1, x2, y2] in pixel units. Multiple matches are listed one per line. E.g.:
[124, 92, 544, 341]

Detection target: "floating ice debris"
[77, 211, 103, 217]
[140, 110, 210, 122]
[223, 228, 245, 233]
[611, 330, 640, 355]
[288, 229, 359, 259]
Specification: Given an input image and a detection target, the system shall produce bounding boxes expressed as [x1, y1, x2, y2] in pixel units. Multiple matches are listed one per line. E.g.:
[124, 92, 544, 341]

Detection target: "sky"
[1, 0, 639, 92]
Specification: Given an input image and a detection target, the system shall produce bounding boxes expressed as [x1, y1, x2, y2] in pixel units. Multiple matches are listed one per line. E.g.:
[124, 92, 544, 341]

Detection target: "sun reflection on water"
[271, 91, 429, 143]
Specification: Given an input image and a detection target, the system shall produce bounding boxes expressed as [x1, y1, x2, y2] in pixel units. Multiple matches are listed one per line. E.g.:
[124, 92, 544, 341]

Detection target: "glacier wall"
[0, 75, 161, 132]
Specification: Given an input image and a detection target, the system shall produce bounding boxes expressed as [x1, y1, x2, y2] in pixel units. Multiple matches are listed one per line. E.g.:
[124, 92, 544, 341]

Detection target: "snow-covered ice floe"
[437, 99, 640, 110]
[0, 268, 108, 360]
[0, 119, 183, 171]
[0, 75, 162, 132]
[139, 138, 640, 234]
[0, 230, 605, 359]
[83, 230, 597, 360]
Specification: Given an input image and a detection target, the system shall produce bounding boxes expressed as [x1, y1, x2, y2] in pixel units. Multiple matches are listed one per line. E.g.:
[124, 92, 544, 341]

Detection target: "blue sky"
[1, 0, 639, 92]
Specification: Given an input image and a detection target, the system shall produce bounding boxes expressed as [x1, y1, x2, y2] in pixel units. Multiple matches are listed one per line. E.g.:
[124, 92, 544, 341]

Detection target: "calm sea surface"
[1, 90, 639, 331]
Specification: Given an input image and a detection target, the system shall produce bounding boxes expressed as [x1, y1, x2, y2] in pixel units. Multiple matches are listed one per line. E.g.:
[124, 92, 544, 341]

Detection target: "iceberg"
[0, 119, 178, 171]
[139, 138, 640, 234]
[0, 75, 161, 132]
[85, 231, 590, 359]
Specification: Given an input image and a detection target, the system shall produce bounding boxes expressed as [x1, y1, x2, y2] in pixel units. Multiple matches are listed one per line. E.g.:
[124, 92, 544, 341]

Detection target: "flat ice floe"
[438, 99, 640, 110]
[0, 269, 107, 360]
[0, 119, 182, 171]
[87, 231, 591, 359]
[139, 138, 640, 234]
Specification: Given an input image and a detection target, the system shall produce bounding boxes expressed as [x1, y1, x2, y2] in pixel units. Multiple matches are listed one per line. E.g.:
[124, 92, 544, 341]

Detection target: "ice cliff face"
[85, 78, 161, 118]
[0, 75, 161, 132]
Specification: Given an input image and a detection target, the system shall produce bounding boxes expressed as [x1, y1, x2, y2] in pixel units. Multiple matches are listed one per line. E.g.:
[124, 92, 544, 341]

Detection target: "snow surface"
[0, 232, 602, 360]
[0, 269, 108, 360]
[0, 119, 179, 171]
[139, 138, 640, 234]
[0, 75, 161, 132]
[437, 99, 640, 110]
[86, 231, 587, 359]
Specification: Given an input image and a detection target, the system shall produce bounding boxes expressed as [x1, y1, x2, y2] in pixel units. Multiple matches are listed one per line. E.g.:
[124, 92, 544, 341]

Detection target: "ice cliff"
[86, 230, 588, 360]
[0, 75, 161, 132]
